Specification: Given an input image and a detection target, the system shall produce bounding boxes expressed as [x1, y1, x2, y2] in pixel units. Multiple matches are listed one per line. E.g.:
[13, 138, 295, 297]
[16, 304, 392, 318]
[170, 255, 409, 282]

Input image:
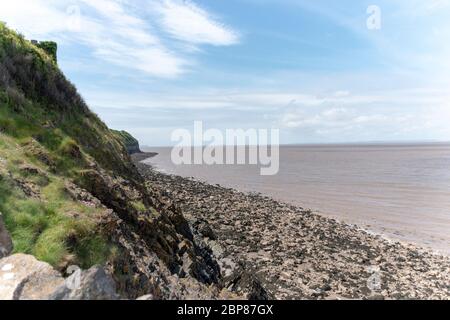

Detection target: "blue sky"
[1, 0, 450, 146]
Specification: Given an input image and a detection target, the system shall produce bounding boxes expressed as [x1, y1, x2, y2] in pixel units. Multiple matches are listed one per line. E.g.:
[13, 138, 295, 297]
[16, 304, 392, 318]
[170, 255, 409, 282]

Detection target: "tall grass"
[0, 143, 114, 269]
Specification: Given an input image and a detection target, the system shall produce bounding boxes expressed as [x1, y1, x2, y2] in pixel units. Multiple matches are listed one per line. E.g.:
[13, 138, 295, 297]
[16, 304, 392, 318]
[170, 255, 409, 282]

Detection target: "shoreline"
[133, 153, 450, 299]
[140, 146, 450, 255]
[139, 152, 450, 257]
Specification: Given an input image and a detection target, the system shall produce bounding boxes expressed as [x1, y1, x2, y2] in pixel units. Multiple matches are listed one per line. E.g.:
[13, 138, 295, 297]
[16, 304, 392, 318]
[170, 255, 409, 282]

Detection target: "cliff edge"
[0, 23, 256, 300]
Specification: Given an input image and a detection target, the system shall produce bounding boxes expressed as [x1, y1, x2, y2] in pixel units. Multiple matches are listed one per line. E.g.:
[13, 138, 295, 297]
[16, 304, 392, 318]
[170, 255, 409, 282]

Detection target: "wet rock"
[0, 212, 13, 258]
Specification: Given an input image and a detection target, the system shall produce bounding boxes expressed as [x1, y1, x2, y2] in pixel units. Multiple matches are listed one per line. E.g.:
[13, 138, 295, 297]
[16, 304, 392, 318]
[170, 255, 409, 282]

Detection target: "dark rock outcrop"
[223, 262, 271, 300]
[0, 213, 13, 258]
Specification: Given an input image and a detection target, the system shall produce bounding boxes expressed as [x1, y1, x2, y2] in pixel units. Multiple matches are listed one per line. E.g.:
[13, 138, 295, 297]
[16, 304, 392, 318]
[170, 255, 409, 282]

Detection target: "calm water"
[143, 144, 450, 254]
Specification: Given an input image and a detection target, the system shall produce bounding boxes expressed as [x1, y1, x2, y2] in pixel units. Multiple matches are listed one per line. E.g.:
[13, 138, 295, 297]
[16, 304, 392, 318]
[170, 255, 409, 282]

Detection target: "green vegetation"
[36, 41, 57, 63]
[0, 22, 138, 269]
[0, 134, 114, 269]
[112, 130, 142, 154]
[0, 21, 136, 176]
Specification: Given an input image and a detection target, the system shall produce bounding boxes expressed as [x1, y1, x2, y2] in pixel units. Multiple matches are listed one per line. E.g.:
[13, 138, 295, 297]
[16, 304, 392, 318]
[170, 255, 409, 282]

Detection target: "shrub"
[36, 41, 57, 63]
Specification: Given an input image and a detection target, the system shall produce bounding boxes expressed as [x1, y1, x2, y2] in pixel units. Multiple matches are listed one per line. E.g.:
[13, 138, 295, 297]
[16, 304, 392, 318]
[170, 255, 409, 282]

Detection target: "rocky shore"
[135, 154, 450, 300]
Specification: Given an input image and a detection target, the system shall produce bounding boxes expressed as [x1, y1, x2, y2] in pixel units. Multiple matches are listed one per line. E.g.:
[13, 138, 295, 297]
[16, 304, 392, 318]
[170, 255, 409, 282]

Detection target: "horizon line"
[141, 140, 450, 149]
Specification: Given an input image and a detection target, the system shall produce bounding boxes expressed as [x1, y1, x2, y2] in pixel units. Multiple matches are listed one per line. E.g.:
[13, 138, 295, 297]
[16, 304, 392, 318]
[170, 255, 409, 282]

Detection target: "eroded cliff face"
[0, 23, 250, 300]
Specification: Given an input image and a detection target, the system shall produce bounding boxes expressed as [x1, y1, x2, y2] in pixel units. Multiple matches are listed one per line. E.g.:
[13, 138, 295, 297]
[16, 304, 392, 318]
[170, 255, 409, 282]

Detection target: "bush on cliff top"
[36, 41, 57, 63]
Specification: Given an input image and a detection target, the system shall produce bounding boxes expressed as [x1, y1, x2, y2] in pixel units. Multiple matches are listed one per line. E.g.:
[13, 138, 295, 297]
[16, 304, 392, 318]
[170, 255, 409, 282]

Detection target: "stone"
[0, 213, 13, 258]
[224, 262, 271, 300]
[0, 254, 65, 300]
[198, 222, 217, 240]
[134, 158, 450, 300]
[0, 255, 120, 300]
[136, 294, 154, 300]
[49, 266, 120, 300]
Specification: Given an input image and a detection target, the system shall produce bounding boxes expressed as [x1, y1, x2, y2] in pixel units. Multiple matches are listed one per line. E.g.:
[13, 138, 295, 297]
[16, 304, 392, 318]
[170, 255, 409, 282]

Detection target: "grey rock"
[136, 294, 155, 300]
[0, 212, 13, 258]
[196, 220, 217, 240]
[0, 254, 65, 300]
[224, 262, 271, 300]
[50, 266, 120, 300]
[0, 254, 120, 300]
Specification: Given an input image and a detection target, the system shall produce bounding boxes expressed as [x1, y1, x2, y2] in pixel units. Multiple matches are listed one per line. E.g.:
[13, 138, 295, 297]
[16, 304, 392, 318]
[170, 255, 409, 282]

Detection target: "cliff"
[0, 22, 252, 299]
[111, 130, 142, 155]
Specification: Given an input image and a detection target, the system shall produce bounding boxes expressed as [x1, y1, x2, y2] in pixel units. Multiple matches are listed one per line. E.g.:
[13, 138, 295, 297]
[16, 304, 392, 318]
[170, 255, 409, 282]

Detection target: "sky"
[1, 0, 450, 146]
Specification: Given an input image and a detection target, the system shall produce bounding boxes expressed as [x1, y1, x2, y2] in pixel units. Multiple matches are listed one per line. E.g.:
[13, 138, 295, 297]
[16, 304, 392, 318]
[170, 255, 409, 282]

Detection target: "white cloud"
[76, 0, 187, 78]
[274, 87, 450, 141]
[153, 0, 239, 46]
[401, 0, 450, 16]
[81, 83, 450, 145]
[0, 0, 186, 77]
[0, 0, 238, 78]
[0, 1, 68, 36]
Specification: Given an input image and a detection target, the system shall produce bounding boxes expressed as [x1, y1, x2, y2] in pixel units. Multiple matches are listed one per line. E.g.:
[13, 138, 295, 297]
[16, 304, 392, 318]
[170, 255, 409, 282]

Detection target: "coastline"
[133, 153, 450, 300]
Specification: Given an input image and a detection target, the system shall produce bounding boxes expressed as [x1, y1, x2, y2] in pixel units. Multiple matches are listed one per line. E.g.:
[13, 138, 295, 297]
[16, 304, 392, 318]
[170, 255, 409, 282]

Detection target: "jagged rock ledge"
[134, 155, 450, 300]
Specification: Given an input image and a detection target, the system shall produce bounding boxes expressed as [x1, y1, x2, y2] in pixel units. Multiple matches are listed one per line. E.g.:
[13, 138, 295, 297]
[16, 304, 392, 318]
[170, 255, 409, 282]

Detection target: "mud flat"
[134, 155, 450, 300]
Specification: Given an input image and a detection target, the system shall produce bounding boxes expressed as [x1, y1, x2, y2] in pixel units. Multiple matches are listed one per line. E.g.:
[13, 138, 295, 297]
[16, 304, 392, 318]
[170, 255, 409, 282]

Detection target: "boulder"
[0, 254, 65, 300]
[0, 212, 13, 258]
[50, 266, 120, 300]
[0, 254, 119, 300]
[197, 221, 217, 240]
[223, 262, 272, 300]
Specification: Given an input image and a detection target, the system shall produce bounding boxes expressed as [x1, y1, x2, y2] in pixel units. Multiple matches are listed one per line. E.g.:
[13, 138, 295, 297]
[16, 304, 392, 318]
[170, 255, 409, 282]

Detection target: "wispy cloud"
[399, 0, 450, 16]
[84, 85, 450, 145]
[0, 0, 238, 78]
[78, 0, 188, 78]
[2, 0, 449, 145]
[152, 0, 239, 46]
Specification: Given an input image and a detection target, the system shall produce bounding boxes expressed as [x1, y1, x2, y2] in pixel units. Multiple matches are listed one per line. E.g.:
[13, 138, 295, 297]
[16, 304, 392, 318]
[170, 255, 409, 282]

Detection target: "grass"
[0, 23, 139, 270]
[0, 134, 115, 269]
[0, 174, 115, 269]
